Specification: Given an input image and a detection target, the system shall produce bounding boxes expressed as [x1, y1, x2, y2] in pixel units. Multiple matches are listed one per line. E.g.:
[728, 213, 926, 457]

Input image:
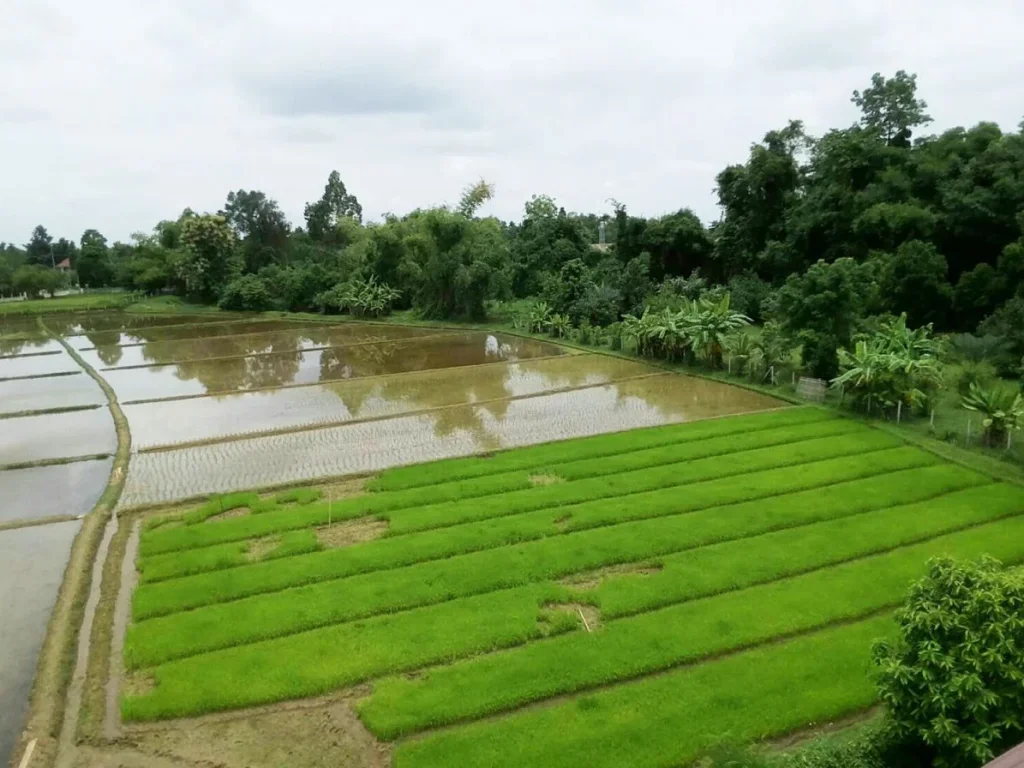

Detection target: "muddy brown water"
[0, 520, 82, 765]
[119, 373, 784, 507]
[0, 372, 105, 415]
[70, 319, 322, 350]
[0, 408, 117, 465]
[81, 324, 446, 367]
[126, 355, 656, 449]
[0, 458, 113, 525]
[103, 333, 565, 402]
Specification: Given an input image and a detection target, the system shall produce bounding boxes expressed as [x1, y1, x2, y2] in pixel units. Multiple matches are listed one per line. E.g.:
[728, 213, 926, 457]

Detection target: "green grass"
[120, 408, 1024, 760]
[138, 462, 981, 586]
[360, 512, 1024, 738]
[369, 407, 832, 490]
[389, 615, 893, 768]
[0, 292, 137, 315]
[125, 482, 1021, 668]
[130, 447, 936, 619]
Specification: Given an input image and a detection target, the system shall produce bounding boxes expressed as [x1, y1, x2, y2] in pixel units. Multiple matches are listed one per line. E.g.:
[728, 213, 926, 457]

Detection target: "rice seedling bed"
[118, 377, 783, 508]
[119, 408, 1024, 766]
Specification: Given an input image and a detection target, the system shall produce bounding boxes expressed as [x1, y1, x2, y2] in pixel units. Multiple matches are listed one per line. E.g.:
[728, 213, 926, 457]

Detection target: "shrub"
[316, 276, 400, 317]
[961, 382, 1024, 446]
[218, 275, 272, 311]
[874, 557, 1024, 768]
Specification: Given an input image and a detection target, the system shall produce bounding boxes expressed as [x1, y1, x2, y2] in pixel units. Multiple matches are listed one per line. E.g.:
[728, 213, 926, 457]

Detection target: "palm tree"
[689, 294, 751, 367]
[962, 383, 1024, 447]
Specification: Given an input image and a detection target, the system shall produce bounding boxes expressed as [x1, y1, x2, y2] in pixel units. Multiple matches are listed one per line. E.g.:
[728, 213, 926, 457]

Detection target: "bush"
[701, 724, 920, 768]
[315, 276, 400, 317]
[874, 557, 1024, 768]
[218, 275, 272, 311]
[800, 332, 840, 381]
[728, 274, 771, 323]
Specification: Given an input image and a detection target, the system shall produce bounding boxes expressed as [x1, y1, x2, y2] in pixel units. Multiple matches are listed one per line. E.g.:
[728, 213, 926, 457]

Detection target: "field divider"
[0, 404, 104, 421]
[0, 452, 112, 473]
[0, 349, 63, 359]
[96, 330, 467, 370]
[138, 428, 901, 557]
[132, 372, 670, 455]
[138, 463, 985, 588]
[0, 370, 82, 383]
[118, 352, 573, 406]
[125, 483, 1020, 666]
[65, 315, 309, 342]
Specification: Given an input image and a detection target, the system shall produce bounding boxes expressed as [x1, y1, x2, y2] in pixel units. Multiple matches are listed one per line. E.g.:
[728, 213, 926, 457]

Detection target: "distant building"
[56, 258, 71, 272]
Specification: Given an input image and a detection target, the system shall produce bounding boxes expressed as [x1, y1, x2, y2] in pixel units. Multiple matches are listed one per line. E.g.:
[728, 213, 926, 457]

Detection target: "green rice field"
[122, 407, 1024, 768]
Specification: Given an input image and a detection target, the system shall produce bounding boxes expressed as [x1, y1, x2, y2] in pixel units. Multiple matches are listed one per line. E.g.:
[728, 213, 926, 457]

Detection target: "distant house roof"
[56, 258, 71, 269]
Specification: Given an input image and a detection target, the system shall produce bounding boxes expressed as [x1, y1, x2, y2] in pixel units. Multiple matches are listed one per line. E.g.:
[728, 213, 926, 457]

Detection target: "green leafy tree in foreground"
[874, 557, 1024, 768]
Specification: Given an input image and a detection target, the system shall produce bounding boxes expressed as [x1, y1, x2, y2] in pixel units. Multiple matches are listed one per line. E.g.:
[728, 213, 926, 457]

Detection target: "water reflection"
[127, 355, 654, 449]
[74, 319, 349, 350]
[0, 374, 104, 415]
[0, 351, 77, 379]
[120, 373, 785, 507]
[103, 333, 564, 402]
[0, 409, 117, 464]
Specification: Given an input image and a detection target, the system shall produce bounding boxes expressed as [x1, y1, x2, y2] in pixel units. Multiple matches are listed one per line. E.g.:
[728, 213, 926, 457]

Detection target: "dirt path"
[103, 520, 139, 740]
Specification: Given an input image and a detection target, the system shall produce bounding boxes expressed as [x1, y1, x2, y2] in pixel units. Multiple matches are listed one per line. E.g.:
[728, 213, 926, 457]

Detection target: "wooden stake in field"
[328, 492, 332, 529]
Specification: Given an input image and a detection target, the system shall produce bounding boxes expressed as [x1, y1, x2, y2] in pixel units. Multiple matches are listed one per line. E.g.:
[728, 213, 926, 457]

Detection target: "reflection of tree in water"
[170, 334, 304, 392]
[322, 337, 521, 444]
[607, 375, 775, 421]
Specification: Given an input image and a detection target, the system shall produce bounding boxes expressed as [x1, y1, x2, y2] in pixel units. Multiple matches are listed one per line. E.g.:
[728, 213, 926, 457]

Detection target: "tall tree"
[178, 214, 240, 301]
[78, 229, 114, 287]
[851, 70, 932, 146]
[457, 180, 495, 217]
[25, 225, 54, 266]
[304, 171, 362, 240]
[222, 189, 291, 272]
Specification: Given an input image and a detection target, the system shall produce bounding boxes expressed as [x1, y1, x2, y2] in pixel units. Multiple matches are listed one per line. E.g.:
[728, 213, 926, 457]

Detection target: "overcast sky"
[2, 0, 1022, 244]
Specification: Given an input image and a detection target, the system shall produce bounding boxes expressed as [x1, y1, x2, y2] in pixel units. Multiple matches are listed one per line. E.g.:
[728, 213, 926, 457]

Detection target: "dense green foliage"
[11, 72, 1020, 351]
[874, 557, 1024, 767]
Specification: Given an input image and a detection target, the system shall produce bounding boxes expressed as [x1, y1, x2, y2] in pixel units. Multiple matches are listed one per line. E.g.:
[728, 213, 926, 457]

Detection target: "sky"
[2, 0, 1023, 244]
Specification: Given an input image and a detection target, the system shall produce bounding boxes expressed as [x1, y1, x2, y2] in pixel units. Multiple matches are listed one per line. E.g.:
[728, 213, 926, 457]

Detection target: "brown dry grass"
[561, 562, 663, 590]
[316, 519, 388, 548]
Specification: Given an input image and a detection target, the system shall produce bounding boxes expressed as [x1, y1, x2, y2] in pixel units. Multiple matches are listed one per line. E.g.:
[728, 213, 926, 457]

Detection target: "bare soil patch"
[206, 507, 250, 523]
[246, 535, 282, 562]
[316, 519, 388, 548]
[545, 602, 603, 631]
[562, 562, 663, 590]
[529, 474, 564, 487]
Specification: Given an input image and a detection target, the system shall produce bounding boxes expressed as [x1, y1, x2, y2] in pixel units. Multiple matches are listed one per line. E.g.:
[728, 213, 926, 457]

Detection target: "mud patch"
[207, 506, 250, 523]
[122, 672, 156, 698]
[246, 535, 282, 562]
[315, 477, 367, 502]
[546, 602, 602, 631]
[316, 519, 388, 548]
[118, 694, 391, 768]
[553, 512, 572, 531]
[562, 562, 663, 590]
[529, 473, 564, 487]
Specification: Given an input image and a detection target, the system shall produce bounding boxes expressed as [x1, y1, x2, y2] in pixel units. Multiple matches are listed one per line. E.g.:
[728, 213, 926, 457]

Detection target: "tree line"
[3, 71, 1022, 376]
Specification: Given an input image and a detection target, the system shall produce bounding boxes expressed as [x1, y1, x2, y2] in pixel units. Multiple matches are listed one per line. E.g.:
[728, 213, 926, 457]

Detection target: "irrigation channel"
[0, 310, 786, 767]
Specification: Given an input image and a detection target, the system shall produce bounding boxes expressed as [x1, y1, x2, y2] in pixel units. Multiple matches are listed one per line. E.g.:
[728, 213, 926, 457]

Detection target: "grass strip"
[130, 448, 935, 617]
[361, 513, 1024, 738]
[139, 429, 904, 557]
[125, 482, 1019, 666]
[141, 413, 843, 542]
[389, 615, 894, 768]
[122, 583, 576, 722]
[591, 482, 1024, 618]
[0, 452, 112, 472]
[0, 369, 81, 382]
[369, 407, 832, 491]
[0, 404, 103, 420]
[138, 462, 981, 585]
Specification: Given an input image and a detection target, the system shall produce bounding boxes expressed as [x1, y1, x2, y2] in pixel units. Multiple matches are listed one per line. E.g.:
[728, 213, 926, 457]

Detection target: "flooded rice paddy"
[127, 355, 657, 449]
[0, 408, 116, 465]
[0, 349, 78, 379]
[0, 520, 82, 763]
[103, 332, 566, 402]
[0, 373, 104, 414]
[120, 374, 781, 506]
[0, 458, 113, 525]
[0, 309, 784, 761]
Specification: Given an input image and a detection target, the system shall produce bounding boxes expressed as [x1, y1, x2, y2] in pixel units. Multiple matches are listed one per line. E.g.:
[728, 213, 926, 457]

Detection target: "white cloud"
[1, 0, 1022, 243]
